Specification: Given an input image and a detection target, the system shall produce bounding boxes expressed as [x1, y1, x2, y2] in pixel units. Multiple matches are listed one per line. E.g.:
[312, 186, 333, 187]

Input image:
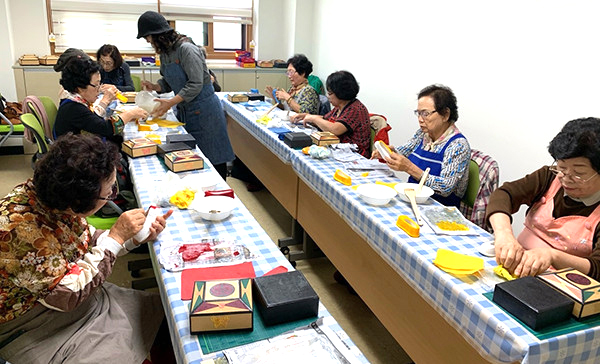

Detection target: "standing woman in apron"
[487, 118, 600, 280]
[136, 11, 235, 180]
[372, 84, 471, 207]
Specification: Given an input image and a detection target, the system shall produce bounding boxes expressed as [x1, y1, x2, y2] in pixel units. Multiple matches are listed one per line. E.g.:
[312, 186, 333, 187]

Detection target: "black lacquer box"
[157, 142, 191, 157]
[166, 134, 197, 149]
[283, 132, 312, 149]
[252, 270, 319, 326]
[492, 276, 574, 330]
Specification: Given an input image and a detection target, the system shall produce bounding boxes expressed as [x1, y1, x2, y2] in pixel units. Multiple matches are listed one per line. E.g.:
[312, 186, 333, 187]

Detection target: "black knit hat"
[137, 11, 172, 39]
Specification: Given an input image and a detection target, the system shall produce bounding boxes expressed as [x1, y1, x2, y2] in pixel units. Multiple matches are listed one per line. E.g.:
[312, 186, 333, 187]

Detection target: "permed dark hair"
[96, 44, 124, 69]
[287, 54, 312, 78]
[149, 30, 186, 54]
[34, 134, 120, 214]
[548, 117, 600, 172]
[326, 71, 360, 101]
[54, 48, 89, 72]
[59, 56, 101, 93]
[418, 84, 459, 123]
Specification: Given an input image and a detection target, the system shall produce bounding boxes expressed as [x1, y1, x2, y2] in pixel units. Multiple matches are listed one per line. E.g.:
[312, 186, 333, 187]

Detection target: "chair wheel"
[280, 246, 290, 255]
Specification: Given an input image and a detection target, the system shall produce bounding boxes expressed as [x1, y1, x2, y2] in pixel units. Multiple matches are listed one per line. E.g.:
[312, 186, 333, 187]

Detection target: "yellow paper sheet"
[433, 248, 484, 275]
[146, 118, 184, 128]
[493, 265, 518, 281]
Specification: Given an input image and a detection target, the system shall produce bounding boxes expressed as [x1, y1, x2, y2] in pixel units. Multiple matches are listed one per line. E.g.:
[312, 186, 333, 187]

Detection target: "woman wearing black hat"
[136, 11, 234, 180]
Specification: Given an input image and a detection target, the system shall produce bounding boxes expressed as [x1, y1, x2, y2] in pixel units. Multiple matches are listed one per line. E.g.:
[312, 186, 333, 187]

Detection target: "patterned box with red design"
[189, 278, 253, 333]
[164, 150, 204, 172]
[538, 268, 600, 319]
[121, 137, 157, 158]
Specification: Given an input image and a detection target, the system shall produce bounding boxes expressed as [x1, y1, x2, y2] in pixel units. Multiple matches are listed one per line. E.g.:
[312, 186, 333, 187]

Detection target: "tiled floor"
[0, 152, 412, 364]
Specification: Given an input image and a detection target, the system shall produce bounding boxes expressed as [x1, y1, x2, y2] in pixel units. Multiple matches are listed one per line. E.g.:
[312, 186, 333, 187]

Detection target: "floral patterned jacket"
[0, 180, 126, 323]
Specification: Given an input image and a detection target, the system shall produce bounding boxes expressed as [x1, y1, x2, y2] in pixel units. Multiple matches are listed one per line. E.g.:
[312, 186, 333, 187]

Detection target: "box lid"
[166, 149, 202, 163]
[253, 270, 318, 308]
[123, 137, 156, 148]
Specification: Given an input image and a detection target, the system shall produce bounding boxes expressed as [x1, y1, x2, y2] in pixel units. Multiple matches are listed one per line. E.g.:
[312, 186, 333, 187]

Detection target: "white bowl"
[356, 184, 397, 206]
[394, 183, 434, 203]
[191, 196, 235, 221]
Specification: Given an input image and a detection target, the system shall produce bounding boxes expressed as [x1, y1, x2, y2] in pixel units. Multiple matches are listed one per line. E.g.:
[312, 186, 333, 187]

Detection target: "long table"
[123, 122, 368, 363]
[221, 95, 600, 364]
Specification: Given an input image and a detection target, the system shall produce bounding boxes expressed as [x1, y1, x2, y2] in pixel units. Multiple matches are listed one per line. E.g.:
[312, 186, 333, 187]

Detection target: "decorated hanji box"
[164, 150, 204, 172]
[121, 138, 157, 158]
[538, 268, 600, 319]
[189, 279, 253, 333]
[310, 131, 340, 146]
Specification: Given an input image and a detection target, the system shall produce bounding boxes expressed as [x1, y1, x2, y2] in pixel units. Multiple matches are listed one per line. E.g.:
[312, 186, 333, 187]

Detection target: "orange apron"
[517, 177, 600, 257]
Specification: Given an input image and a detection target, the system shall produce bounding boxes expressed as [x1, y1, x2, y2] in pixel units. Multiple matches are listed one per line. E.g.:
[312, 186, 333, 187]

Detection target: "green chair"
[462, 160, 480, 208]
[131, 74, 142, 92]
[20, 113, 49, 168]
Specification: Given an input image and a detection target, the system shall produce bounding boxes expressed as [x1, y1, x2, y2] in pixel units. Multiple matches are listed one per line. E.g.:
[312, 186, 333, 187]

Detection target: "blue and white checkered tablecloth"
[219, 95, 297, 165]
[125, 130, 369, 363]
[287, 149, 600, 364]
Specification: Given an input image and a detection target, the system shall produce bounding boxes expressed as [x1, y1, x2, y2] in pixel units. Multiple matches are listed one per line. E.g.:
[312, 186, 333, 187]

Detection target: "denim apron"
[407, 133, 465, 207]
[162, 57, 234, 166]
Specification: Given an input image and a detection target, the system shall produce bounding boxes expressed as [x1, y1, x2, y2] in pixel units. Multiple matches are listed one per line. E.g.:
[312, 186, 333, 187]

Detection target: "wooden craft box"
[164, 150, 204, 172]
[538, 268, 600, 319]
[253, 270, 319, 326]
[121, 138, 157, 158]
[227, 93, 249, 103]
[189, 279, 253, 333]
[310, 131, 340, 146]
[19, 54, 39, 66]
[166, 134, 196, 149]
[492, 276, 573, 330]
[39, 55, 59, 65]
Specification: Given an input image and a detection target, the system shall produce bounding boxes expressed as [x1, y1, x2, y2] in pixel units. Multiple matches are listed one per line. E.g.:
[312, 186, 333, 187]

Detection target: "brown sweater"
[485, 165, 600, 279]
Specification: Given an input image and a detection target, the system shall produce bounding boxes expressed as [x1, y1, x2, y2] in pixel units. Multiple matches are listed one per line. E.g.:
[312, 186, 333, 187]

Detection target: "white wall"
[0, 0, 16, 101]
[306, 0, 600, 232]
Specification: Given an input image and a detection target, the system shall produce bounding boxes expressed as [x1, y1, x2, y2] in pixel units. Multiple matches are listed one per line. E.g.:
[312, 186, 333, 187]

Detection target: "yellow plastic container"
[334, 169, 352, 186]
[396, 215, 420, 237]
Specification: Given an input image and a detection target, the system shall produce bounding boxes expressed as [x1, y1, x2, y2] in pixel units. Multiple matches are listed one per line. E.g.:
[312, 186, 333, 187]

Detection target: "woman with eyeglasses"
[292, 70, 371, 157]
[265, 54, 319, 115]
[372, 84, 471, 207]
[97, 44, 135, 92]
[54, 54, 147, 144]
[0, 134, 175, 363]
[487, 117, 600, 280]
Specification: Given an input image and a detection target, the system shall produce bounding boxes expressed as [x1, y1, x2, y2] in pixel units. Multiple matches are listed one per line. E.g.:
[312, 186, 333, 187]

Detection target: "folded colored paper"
[433, 248, 484, 275]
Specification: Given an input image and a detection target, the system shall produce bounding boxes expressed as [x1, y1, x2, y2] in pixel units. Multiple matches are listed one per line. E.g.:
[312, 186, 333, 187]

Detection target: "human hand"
[265, 86, 274, 97]
[138, 209, 173, 244]
[276, 89, 290, 101]
[100, 84, 118, 103]
[122, 107, 148, 123]
[290, 113, 307, 124]
[385, 152, 410, 171]
[108, 208, 146, 244]
[494, 230, 524, 272]
[151, 98, 173, 118]
[141, 81, 159, 92]
[513, 248, 553, 277]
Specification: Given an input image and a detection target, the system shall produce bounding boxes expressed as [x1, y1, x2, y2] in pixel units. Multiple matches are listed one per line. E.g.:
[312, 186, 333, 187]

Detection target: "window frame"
[45, 0, 253, 60]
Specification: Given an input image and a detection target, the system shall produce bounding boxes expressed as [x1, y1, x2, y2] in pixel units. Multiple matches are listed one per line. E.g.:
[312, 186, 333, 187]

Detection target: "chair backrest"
[39, 96, 58, 136]
[307, 75, 324, 95]
[20, 113, 48, 155]
[462, 160, 480, 208]
[459, 149, 499, 232]
[131, 74, 142, 92]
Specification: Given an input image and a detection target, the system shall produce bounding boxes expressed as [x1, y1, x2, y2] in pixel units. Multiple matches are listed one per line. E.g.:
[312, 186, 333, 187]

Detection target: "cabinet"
[220, 69, 290, 92]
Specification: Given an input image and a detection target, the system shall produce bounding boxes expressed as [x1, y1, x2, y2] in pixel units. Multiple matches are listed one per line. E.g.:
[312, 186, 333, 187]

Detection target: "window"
[46, 0, 253, 59]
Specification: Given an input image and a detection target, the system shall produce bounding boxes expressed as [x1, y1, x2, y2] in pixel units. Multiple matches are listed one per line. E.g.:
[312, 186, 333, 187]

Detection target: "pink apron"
[517, 177, 600, 257]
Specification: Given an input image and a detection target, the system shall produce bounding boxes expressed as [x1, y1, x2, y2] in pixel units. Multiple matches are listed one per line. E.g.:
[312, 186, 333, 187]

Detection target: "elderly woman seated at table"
[488, 117, 600, 280]
[53, 54, 147, 145]
[0, 134, 174, 363]
[373, 84, 470, 207]
[97, 44, 135, 92]
[266, 54, 319, 115]
[292, 70, 371, 157]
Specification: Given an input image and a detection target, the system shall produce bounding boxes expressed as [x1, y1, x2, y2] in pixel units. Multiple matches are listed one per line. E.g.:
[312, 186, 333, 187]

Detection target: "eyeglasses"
[99, 59, 114, 66]
[89, 82, 101, 89]
[286, 69, 297, 76]
[549, 162, 598, 184]
[414, 109, 437, 118]
[98, 182, 118, 201]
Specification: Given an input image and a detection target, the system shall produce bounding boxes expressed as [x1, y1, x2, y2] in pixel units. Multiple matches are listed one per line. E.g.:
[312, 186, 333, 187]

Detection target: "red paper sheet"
[263, 265, 288, 276]
[181, 262, 256, 300]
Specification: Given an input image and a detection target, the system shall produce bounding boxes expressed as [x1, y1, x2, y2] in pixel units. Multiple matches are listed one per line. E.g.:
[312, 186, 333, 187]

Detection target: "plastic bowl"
[394, 183, 434, 203]
[356, 184, 397, 206]
[135, 91, 159, 113]
[182, 174, 220, 192]
[191, 196, 235, 221]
